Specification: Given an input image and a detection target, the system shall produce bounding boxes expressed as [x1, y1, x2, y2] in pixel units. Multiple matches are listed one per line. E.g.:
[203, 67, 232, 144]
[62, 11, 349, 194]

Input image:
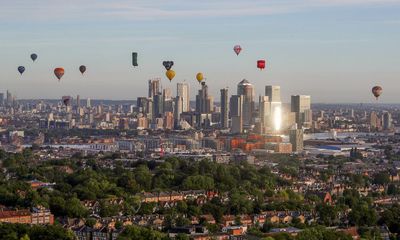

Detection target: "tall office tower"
[137, 97, 149, 114]
[97, 105, 103, 115]
[86, 98, 91, 108]
[177, 82, 190, 112]
[291, 95, 312, 128]
[163, 88, 174, 113]
[105, 112, 111, 122]
[259, 96, 271, 134]
[370, 111, 380, 130]
[6, 90, 12, 106]
[163, 88, 172, 100]
[0, 93, 4, 105]
[237, 79, 254, 125]
[88, 111, 94, 124]
[76, 95, 80, 108]
[148, 78, 161, 98]
[137, 116, 149, 129]
[174, 96, 183, 128]
[164, 112, 174, 130]
[265, 85, 282, 131]
[230, 95, 243, 133]
[196, 82, 213, 113]
[350, 109, 355, 118]
[320, 110, 325, 119]
[147, 98, 153, 120]
[290, 127, 304, 152]
[220, 88, 229, 128]
[265, 85, 281, 102]
[382, 111, 392, 130]
[303, 109, 312, 125]
[152, 94, 163, 119]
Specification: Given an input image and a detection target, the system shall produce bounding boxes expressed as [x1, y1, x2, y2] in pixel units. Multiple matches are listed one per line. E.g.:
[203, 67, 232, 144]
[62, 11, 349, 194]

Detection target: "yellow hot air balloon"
[196, 72, 204, 83]
[166, 70, 175, 82]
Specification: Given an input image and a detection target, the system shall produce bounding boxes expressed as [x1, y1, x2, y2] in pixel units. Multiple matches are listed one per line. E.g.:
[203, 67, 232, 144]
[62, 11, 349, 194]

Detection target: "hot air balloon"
[132, 52, 138, 67]
[54, 68, 65, 81]
[166, 70, 175, 82]
[18, 66, 25, 75]
[257, 60, 266, 70]
[79, 65, 86, 75]
[372, 86, 383, 100]
[233, 45, 242, 55]
[163, 61, 174, 71]
[31, 54, 38, 62]
[62, 96, 71, 106]
[196, 72, 204, 83]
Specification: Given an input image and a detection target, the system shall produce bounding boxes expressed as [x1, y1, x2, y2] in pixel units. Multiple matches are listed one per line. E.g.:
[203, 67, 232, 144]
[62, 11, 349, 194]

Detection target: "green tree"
[117, 225, 166, 240]
[296, 227, 352, 240]
[99, 200, 119, 217]
[29, 225, 75, 240]
[316, 203, 337, 226]
[65, 197, 88, 218]
[387, 183, 398, 195]
[20, 234, 30, 240]
[379, 204, 400, 235]
[373, 172, 390, 186]
[85, 218, 97, 228]
[182, 175, 214, 190]
[134, 165, 152, 190]
[348, 202, 377, 226]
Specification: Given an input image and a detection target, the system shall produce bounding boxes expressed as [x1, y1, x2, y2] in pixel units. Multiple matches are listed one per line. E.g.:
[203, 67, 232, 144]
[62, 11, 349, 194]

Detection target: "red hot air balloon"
[257, 60, 266, 70]
[372, 86, 383, 100]
[54, 68, 65, 81]
[233, 45, 242, 55]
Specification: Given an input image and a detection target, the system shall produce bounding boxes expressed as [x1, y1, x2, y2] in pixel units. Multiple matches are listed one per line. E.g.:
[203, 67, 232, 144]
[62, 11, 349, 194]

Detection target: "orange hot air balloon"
[196, 72, 204, 83]
[54, 68, 65, 81]
[166, 70, 175, 82]
[372, 86, 382, 100]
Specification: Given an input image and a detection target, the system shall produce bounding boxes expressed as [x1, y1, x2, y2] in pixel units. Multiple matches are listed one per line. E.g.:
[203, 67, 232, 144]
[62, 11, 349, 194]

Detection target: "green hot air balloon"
[132, 52, 138, 67]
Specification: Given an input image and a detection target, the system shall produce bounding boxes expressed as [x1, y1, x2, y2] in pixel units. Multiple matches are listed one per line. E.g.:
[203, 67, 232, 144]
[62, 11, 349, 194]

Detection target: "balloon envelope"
[372, 86, 382, 99]
[196, 72, 204, 83]
[18, 66, 25, 75]
[54, 68, 65, 81]
[163, 61, 174, 70]
[62, 96, 71, 106]
[79, 65, 86, 74]
[132, 52, 138, 67]
[166, 70, 176, 81]
[233, 45, 242, 55]
[31, 54, 38, 62]
[257, 60, 266, 70]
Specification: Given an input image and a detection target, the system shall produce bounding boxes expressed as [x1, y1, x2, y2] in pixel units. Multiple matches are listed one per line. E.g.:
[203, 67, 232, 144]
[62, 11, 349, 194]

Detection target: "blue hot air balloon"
[162, 61, 174, 70]
[18, 66, 25, 75]
[31, 53, 38, 62]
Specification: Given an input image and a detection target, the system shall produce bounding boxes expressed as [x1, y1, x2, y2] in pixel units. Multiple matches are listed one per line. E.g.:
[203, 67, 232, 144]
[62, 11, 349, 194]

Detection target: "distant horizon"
[13, 97, 400, 106]
[1, 0, 399, 103]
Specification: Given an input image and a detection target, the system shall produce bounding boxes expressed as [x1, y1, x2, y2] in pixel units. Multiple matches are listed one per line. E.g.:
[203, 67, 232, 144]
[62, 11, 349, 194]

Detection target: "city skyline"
[1, 0, 400, 102]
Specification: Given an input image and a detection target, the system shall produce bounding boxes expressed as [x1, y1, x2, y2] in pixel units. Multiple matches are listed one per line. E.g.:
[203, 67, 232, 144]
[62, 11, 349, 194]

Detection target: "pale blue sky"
[1, 0, 400, 103]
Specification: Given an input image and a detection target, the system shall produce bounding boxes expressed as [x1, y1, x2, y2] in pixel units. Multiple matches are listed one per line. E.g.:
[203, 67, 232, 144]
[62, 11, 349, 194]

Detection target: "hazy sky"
[1, 0, 400, 103]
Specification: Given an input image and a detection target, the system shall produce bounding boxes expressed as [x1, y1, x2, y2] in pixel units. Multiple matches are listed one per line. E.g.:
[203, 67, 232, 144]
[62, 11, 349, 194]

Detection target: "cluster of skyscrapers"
[136, 78, 311, 149]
